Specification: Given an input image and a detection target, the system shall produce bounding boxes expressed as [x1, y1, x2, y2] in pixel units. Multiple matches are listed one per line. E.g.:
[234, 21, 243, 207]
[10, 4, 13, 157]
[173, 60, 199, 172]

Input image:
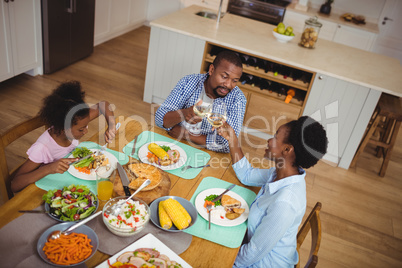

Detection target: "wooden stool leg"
[379, 120, 401, 177]
[350, 114, 381, 168]
[376, 118, 393, 158]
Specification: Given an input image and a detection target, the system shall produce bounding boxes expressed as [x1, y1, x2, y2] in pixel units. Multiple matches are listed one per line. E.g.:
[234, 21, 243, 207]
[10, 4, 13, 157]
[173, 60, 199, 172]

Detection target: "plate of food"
[95, 233, 191, 268]
[42, 184, 98, 222]
[137, 142, 187, 170]
[195, 188, 249, 227]
[67, 147, 118, 180]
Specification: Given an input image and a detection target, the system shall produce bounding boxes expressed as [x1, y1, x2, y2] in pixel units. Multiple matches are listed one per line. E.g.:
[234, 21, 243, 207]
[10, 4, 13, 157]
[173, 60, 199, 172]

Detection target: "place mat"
[92, 214, 192, 256]
[122, 131, 211, 179]
[184, 177, 256, 248]
[0, 211, 91, 268]
[35, 141, 129, 193]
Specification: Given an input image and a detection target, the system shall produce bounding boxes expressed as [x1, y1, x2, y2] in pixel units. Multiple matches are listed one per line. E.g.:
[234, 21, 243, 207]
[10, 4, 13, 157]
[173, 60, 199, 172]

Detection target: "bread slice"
[221, 194, 241, 209]
[127, 163, 162, 191]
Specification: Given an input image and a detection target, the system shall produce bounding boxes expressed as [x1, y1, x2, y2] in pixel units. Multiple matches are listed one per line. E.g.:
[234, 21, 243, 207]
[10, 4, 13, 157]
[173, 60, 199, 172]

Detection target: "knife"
[19, 210, 49, 213]
[69, 154, 92, 165]
[211, 184, 236, 203]
[117, 162, 132, 196]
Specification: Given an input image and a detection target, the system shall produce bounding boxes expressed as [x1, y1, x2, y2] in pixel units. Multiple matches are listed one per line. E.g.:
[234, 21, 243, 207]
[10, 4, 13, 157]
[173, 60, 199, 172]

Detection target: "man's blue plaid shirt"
[155, 73, 247, 153]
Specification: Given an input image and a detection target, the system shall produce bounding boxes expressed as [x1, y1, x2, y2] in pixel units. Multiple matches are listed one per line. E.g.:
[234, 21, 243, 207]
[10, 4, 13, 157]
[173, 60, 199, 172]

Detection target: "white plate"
[195, 188, 249, 227]
[95, 233, 192, 268]
[67, 149, 118, 181]
[138, 141, 187, 171]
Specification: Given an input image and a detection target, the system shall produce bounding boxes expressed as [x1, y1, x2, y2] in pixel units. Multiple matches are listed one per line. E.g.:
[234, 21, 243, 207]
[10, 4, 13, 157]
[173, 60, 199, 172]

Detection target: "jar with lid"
[299, 16, 322, 49]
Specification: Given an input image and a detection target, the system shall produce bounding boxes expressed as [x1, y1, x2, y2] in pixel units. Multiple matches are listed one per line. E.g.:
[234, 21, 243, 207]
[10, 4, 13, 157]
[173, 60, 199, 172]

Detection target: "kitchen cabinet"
[181, 0, 229, 12]
[201, 43, 315, 135]
[143, 27, 206, 104]
[94, 0, 148, 46]
[302, 74, 380, 165]
[0, 0, 42, 82]
[284, 9, 377, 51]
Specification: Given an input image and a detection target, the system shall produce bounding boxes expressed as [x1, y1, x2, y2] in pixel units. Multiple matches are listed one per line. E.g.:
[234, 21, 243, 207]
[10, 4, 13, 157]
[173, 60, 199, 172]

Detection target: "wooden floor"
[1, 26, 401, 267]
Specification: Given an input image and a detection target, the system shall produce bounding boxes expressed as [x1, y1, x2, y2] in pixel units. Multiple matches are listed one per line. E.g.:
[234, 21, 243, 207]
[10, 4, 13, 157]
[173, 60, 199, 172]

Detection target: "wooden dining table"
[0, 116, 259, 268]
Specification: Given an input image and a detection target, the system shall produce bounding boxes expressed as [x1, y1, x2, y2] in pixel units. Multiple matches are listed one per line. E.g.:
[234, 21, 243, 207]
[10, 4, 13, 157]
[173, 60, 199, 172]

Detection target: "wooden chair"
[0, 116, 45, 203]
[295, 202, 322, 268]
[350, 93, 402, 177]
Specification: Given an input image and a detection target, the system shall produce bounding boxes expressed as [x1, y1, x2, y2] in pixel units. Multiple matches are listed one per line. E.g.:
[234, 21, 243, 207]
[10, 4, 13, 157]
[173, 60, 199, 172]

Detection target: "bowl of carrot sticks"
[37, 222, 98, 267]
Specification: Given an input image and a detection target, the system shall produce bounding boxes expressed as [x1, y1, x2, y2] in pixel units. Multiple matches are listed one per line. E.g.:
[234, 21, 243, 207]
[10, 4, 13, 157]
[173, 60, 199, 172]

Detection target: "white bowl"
[102, 196, 150, 237]
[272, 30, 295, 43]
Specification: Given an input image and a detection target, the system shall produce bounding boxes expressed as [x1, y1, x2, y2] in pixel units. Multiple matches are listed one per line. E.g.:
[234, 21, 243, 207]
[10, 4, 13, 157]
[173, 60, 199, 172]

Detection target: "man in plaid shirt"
[155, 51, 246, 153]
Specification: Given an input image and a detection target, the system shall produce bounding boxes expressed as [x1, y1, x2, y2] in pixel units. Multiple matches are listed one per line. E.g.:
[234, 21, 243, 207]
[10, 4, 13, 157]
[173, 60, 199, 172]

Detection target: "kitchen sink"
[195, 11, 224, 20]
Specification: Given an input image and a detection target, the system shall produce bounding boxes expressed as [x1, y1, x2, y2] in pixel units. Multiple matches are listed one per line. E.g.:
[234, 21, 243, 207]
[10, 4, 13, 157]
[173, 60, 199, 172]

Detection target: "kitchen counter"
[150, 5, 402, 97]
[286, 2, 379, 34]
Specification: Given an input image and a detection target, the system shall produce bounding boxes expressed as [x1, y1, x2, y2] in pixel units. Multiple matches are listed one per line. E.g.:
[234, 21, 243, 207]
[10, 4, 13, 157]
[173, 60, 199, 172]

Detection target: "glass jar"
[299, 16, 322, 49]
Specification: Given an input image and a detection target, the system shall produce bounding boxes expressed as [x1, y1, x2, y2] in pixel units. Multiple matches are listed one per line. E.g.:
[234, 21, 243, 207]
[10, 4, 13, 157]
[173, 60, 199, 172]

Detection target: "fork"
[100, 122, 121, 154]
[206, 204, 213, 230]
[181, 164, 210, 173]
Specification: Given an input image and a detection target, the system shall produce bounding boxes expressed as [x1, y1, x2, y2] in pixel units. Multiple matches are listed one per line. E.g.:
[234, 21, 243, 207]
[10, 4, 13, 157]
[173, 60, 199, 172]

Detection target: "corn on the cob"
[148, 143, 169, 161]
[170, 199, 191, 224]
[159, 201, 172, 229]
[161, 198, 191, 230]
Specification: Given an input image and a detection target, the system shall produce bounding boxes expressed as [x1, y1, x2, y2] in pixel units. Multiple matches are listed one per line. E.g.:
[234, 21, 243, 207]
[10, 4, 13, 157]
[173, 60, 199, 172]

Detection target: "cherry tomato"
[70, 187, 76, 192]
[77, 188, 83, 193]
[69, 205, 74, 209]
[73, 214, 80, 220]
[54, 192, 61, 198]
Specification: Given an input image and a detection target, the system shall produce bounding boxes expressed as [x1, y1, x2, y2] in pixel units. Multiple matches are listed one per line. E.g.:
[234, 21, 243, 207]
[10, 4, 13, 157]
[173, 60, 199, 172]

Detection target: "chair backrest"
[0, 116, 45, 203]
[295, 202, 322, 268]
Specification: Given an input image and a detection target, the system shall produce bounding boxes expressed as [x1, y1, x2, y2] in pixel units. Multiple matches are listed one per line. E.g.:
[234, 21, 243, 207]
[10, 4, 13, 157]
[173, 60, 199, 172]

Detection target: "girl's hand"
[104, 123, 117, 143]
[49, 158, 77, 174]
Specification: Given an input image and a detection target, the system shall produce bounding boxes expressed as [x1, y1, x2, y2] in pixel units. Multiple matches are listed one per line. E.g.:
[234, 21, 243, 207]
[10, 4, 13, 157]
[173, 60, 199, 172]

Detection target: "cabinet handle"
[318, 75, 324, 80]
[382, 17, 393, 25]
[338, 25, 341, 28]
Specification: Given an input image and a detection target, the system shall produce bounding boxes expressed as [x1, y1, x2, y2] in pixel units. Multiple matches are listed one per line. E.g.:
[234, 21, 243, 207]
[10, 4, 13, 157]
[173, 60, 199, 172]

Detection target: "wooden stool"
[350, 93, 402, 177]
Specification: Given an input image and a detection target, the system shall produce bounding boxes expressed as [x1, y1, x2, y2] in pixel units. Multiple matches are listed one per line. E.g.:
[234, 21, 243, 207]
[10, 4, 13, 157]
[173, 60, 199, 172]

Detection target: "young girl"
[217, 116, 328, 268]
[11, 81, 116, 193]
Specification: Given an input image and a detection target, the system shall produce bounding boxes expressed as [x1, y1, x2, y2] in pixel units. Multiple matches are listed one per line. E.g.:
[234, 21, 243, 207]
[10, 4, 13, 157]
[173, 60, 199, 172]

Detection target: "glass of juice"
[96, 166, 116, 201]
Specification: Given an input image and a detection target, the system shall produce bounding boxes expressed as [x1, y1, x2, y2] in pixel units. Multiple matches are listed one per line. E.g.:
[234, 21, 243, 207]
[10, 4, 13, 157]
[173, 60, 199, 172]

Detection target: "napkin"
[184, 177, 257, 248]
[122, 131, 211, 179]
[35, 141, 129, 193]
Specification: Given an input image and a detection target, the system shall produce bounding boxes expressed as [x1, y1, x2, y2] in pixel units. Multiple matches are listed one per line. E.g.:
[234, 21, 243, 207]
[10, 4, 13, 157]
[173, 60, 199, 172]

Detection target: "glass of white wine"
[185, 90, 212, 135]
[207, 98, 227, 148]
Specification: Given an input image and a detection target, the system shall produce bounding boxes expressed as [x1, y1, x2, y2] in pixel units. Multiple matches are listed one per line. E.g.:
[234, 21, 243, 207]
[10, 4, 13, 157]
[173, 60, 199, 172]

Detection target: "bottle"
[278, 87, 287, 97]
[239, 54, 249, 65]
[250, 76, 261, 87]
[255, 59, 266, 70]
[285, 89, 296, 103]
[273, 63, 280, 76]
[240, 74, 253, 85]
[281, 66, 291, 79]
[259, 79, 270, 91]
[209, 46, 224, 56]
[246, 56, 258, 67]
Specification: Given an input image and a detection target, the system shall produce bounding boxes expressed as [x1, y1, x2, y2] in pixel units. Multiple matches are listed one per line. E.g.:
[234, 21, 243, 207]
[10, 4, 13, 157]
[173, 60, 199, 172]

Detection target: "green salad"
[42, 184, 98, 221]
[71, 147, 94, 168]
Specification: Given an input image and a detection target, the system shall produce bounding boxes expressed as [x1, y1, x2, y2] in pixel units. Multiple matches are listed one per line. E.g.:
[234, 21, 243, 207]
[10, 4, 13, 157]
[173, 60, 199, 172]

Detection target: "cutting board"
[113, 161, 171, 204]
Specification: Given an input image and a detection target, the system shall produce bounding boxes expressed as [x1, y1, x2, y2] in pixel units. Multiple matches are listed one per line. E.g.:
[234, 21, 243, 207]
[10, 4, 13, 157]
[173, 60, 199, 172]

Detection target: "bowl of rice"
[102, 196, 150, 237]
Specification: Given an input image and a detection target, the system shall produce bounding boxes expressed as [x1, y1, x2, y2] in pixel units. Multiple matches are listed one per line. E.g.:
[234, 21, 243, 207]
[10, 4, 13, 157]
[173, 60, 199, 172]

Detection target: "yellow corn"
[148, 143, 169, 161]
[171, 199, 191, 224]
[161, 198, 191, 230]
[159, 201, 172, 229]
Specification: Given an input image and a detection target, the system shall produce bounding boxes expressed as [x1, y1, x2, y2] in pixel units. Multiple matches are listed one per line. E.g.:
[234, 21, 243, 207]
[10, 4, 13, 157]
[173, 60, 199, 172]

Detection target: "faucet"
[216, 0, 223, 26]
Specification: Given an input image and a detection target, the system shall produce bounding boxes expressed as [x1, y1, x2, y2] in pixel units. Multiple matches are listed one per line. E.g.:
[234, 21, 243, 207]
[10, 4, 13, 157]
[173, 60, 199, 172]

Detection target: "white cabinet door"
[333, 24, 377, 51]
[0, 2, 13, 82]
[95, 0, 148, 46]
[181, 0, 229, 12]
[303, 74, 380, 168]
[0, 0, 41, 82]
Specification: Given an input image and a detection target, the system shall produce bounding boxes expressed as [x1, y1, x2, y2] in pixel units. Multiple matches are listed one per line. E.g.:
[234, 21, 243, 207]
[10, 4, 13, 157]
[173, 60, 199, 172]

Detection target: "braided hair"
[39, 81, 90, 135]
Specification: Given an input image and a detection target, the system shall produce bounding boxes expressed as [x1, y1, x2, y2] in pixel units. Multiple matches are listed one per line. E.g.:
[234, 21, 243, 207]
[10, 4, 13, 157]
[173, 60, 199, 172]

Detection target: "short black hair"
[39, 81, 90, 134]
[286, 116, 328, 169]
[212, 50, 243, 69]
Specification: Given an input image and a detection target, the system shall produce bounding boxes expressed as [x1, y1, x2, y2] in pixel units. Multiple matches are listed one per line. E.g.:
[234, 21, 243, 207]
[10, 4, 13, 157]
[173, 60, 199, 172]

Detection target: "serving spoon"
[47, 210, 102, 241]
[106, 179, 151, 217]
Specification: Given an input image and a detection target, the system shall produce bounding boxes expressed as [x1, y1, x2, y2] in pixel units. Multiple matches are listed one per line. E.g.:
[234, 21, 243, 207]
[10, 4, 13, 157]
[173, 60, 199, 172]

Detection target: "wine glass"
[207, 98, 227, 148]
[186, 90, 212, 135]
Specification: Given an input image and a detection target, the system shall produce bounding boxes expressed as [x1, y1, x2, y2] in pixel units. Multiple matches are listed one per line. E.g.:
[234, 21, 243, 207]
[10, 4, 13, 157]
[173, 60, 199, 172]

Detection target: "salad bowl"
[42, 184, 98, 222]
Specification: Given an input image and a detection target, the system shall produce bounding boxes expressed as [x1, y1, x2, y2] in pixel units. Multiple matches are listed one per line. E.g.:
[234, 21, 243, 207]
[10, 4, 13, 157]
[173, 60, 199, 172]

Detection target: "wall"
[146, 0, 183, 25]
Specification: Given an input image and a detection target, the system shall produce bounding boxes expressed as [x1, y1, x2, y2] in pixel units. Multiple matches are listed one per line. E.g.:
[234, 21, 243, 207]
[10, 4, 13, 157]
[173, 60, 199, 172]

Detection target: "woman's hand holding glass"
[207, 98, 227, 148]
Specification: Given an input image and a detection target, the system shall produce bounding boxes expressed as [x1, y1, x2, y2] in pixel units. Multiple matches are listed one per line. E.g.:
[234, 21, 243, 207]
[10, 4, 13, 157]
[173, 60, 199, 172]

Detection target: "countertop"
[286, 3, 380, 34]
[150, 5, 402, 97]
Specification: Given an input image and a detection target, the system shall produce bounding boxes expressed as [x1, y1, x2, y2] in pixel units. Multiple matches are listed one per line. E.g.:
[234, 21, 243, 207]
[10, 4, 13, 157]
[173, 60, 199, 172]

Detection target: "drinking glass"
[185, 90, 212, 135]
[207, 98, 227, 148]
[96, 166, 116, 201]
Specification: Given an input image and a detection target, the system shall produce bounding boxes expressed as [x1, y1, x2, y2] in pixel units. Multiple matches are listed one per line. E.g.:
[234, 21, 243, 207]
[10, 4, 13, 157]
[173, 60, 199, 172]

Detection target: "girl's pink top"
[27, 129, 79, 164]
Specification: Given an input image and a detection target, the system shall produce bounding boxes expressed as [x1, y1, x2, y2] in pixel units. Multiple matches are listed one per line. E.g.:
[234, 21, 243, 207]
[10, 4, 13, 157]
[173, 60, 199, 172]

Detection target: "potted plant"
[320, 0, 333, 15]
